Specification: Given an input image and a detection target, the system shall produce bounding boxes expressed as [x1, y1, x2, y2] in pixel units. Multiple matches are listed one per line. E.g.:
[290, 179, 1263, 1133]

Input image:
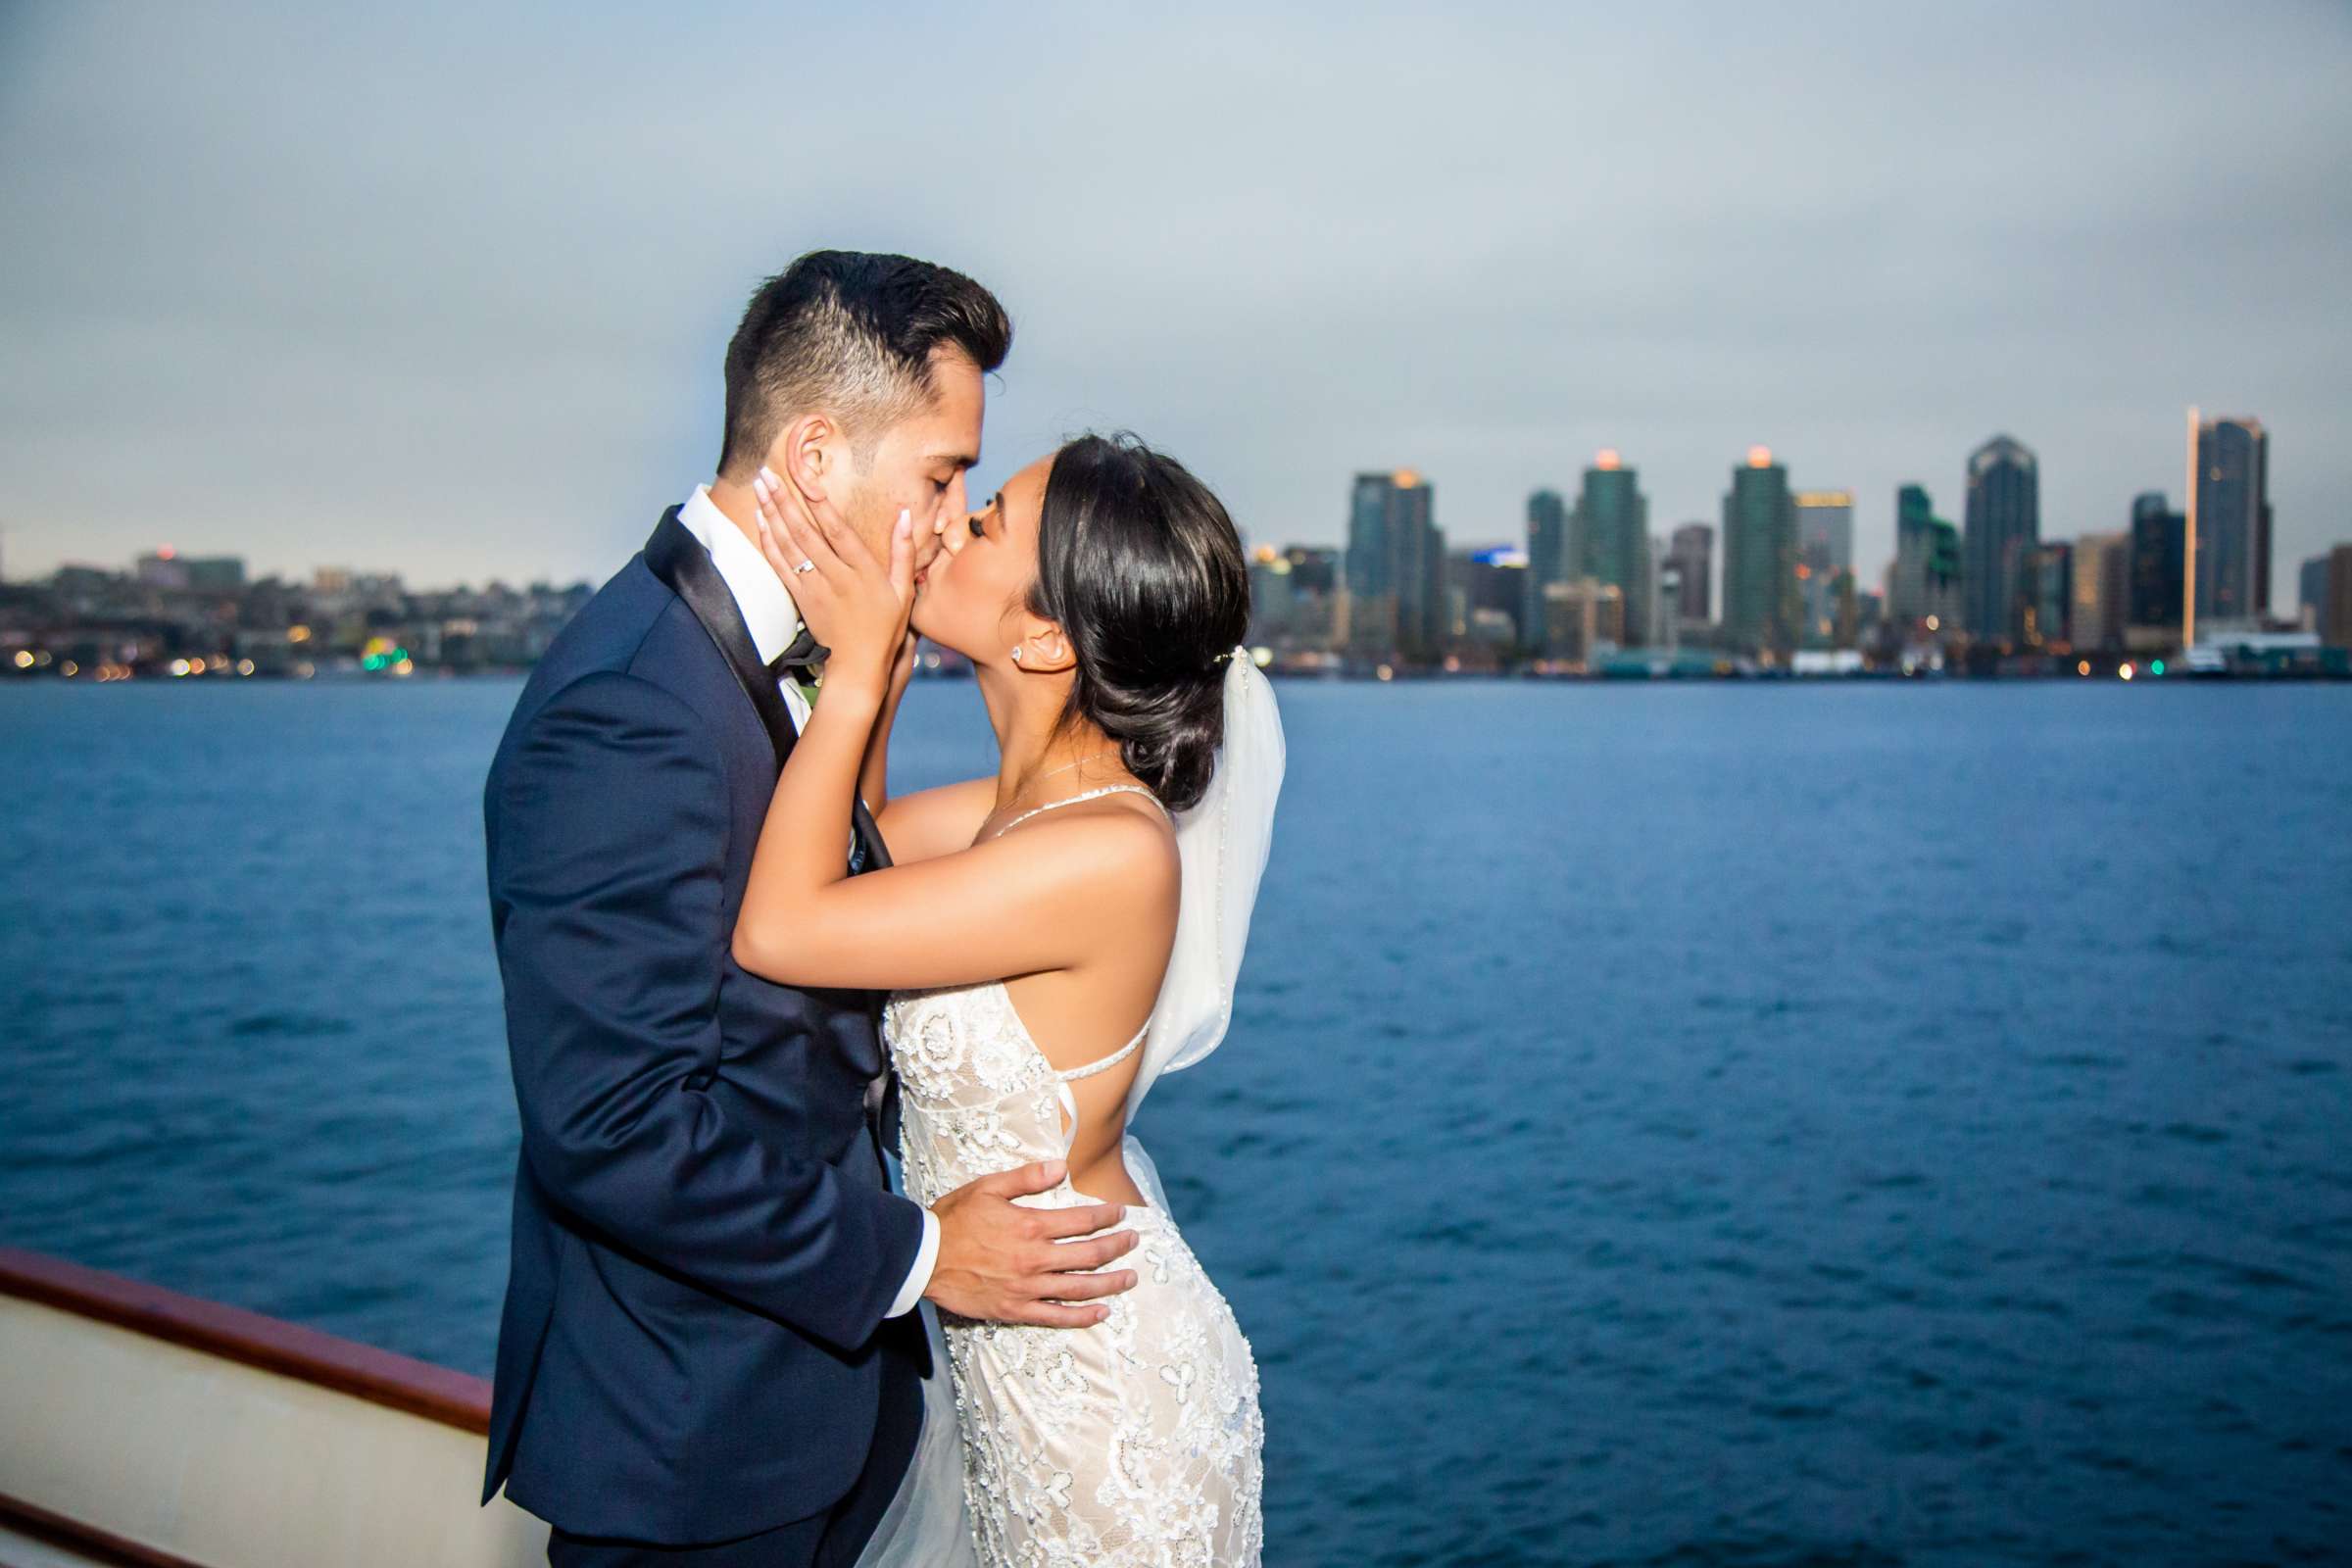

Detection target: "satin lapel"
[644, 508, 797, 770]
[643, 508, 892, 875]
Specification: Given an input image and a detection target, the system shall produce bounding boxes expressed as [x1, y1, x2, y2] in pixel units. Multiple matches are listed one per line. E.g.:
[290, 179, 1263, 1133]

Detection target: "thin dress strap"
[987, 783, 1168, 840]
[989, 783, 1165, 1127]
[1053, 1018, 1149, 1083]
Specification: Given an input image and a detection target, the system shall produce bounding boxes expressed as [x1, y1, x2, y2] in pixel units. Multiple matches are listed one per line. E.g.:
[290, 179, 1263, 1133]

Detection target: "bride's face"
[911, 452, 1055, 665]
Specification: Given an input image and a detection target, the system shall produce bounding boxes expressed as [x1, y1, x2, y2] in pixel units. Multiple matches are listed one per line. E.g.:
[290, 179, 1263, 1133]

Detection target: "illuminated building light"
[2077, 660, 2091, 675]
[2150, 660, 2166, 675]
[10, 650, 30, 669]
[61, 662, 78, 677]
[1746, 446, 1774, 468]
[2118, 663, 2134, 680]
[1595, 449, 1621, 470]
[236, 659, 256, 676]
[1392, 469, 1421, 489]
[170, 659, 190, 677]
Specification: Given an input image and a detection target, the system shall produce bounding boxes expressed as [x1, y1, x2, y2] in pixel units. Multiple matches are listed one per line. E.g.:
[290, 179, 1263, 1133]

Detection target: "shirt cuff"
[885, 1203, 940, 1318]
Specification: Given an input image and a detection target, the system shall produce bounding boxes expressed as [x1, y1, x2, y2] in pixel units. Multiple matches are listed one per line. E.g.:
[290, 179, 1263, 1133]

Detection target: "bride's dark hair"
[1028, 432, 1251, 814]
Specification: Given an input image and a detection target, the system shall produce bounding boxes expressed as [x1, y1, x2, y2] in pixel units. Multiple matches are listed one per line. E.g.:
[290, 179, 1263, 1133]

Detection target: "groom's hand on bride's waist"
[924, 1157, 1140, 1328]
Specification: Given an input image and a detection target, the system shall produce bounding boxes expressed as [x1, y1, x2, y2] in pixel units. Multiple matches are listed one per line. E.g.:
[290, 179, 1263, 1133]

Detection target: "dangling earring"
[1010, 647, 1024, 662]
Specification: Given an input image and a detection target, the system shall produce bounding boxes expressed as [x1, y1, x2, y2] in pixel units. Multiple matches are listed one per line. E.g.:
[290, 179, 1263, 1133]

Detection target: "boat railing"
[0, 1246, 548, 1567]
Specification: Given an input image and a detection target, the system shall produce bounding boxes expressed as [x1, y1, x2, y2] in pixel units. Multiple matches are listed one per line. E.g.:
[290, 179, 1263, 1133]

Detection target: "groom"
[480, 251, 1139, 1566]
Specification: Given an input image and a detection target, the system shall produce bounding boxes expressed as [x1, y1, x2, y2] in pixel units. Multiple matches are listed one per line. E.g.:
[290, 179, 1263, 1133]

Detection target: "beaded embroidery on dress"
[881, 786, 1265, 1568]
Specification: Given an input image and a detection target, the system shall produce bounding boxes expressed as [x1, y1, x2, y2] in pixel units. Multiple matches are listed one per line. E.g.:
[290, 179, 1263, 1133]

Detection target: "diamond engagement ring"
[793, 559, 816, 574]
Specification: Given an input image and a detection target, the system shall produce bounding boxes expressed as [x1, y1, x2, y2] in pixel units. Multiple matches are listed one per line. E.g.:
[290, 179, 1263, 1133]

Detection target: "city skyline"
[3, 4, 2348, 599]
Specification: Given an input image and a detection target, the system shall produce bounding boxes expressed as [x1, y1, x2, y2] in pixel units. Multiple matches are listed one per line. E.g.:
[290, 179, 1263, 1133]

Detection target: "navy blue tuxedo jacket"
[479, 510, 927, 1543]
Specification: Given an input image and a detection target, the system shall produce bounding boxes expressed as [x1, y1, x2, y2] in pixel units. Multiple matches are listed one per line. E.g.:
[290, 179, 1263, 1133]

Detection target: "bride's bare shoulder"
[875, 777, 996, 864]
[1004, 791, 1180, 900]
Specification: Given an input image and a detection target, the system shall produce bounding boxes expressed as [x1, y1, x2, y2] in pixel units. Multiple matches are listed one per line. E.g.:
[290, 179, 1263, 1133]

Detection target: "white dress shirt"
[675, 484, 940, 1320]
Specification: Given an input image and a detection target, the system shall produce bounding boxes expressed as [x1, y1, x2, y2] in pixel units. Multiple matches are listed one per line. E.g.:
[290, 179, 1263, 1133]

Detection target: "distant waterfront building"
[1250, 545, 1341, 653]
[2127, 491, 2186, 649]
[2323, 545, 2352, 650]
[1888, 484, 1962, 634]
[1574, 451, 1650, 645]
[2072, 532, 2131, 653]
[2189, 415, 2272, 630]
[1284, 545, 1339, 597]
[1722, 447, 1797, 658]
[1963, 434, 2039, 647]
[1523, 489, 1569, 647]
[1540, 577, 1624, 666]
[1247, 546, 1294, 643]
[1793, 489, 1854, 645]
[1666, 523, 1713, 623]
[2299, 554, 2333, 633]
[1447, 545, 1526, 645]
[1346, 469, 1446, 659]
[2022, 541, 2073, 649]
[1830, 568, 1861, 649]
[184, 557, 247, 592]
[135, 550, 189, 590]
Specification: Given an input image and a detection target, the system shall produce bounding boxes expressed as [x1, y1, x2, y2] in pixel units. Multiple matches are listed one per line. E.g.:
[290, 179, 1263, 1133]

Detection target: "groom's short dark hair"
[717, 250, 1011, 477]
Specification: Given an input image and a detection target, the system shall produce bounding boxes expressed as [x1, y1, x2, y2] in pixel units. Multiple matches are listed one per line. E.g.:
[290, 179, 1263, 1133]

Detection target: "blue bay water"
[4, 678, 2349, 1566]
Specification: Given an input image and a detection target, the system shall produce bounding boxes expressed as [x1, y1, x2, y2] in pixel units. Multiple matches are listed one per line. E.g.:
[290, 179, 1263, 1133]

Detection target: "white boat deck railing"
[0, 1247, 547, 1568]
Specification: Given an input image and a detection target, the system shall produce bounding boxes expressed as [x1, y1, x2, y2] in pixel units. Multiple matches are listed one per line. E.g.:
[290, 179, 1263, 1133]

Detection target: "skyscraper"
[1963, 434, 2039, 646]
[1524, 489, 1568, 648]
[1346, 472, 1395, 654]
[1574, 451, 1649, 645]
[2021, 541, 2072, 649]
[1345, 469, 1444, 659]
[2073, 532, 2131, 653]
[1246, 545, 1294, 644]
[2128, 491, 2185, 646]
[2324, 545, 2352, 650]
[2189, 415, 2272, 629]
[1793, 489, 1854, 645]
[1722, 446, 1796, 658]
[1888, 484, 1962, 633]
[1666, 523, 1713, 623]
[2300, 554, 2332, 633]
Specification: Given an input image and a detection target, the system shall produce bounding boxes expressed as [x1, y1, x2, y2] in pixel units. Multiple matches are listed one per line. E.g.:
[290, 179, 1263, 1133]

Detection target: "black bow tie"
[766, 624, 828, 679]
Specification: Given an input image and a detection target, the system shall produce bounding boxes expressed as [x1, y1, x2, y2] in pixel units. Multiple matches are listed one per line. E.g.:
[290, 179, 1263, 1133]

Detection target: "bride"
[728, 431, 1283, 1566]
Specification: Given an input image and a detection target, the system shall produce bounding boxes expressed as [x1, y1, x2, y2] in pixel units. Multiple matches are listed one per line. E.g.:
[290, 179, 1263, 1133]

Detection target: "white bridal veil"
[856, 646, 1286, 1568]
[1116, 646, 1287, 1213]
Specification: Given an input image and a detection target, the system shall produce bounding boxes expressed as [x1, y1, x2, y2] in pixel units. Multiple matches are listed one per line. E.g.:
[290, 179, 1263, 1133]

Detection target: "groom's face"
[827, 347, 986, 569]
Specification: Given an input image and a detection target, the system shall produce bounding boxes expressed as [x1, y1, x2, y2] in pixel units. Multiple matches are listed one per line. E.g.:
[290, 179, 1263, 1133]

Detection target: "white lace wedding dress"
[881, 786, 1266, 1567]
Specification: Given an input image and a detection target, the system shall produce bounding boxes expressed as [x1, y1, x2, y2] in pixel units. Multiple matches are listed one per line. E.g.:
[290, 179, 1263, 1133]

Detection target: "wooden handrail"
[0, 1247, 491, 1434]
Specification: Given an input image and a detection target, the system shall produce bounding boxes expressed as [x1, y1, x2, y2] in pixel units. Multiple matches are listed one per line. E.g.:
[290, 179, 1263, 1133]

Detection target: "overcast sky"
[5, 1, 2348, 600]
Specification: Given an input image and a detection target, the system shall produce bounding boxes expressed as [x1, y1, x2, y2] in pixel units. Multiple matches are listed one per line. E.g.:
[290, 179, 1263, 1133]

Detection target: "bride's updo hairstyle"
[1028, 432, 1251, 814]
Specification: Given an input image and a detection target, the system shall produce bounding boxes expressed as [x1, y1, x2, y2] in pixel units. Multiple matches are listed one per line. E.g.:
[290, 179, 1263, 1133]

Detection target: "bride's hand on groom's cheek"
[751, 466, 915, 704]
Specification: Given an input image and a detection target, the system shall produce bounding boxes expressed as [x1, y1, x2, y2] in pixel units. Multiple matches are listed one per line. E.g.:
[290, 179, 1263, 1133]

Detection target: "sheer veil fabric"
[854, 649, 1286, 1567]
